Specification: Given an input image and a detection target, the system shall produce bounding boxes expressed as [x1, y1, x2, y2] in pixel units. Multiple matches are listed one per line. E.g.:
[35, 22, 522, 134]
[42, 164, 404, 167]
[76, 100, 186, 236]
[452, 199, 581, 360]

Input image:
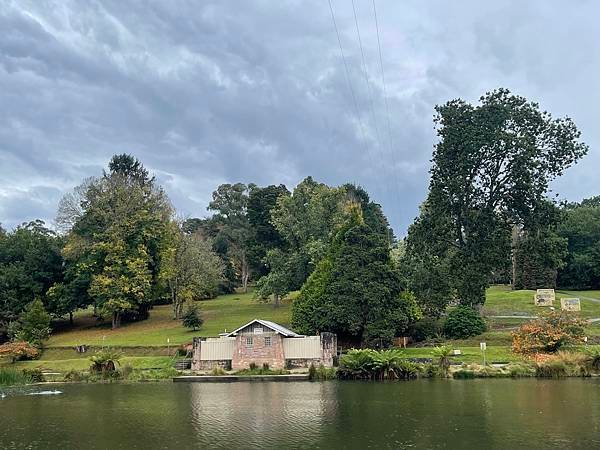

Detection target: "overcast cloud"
[1, 0, 598, 235]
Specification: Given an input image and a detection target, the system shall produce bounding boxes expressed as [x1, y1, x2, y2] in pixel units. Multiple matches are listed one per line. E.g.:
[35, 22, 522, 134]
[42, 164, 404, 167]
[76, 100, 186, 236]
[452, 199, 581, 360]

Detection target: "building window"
[245, 337, 253, 347]
[264, 336, 272, 347]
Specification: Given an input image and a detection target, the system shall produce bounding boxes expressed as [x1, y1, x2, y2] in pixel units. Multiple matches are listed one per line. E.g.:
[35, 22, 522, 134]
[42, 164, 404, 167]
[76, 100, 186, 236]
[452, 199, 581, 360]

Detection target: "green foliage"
[443, 306, 487, 339]
[337, 348, 419, 380]
[164, 229, 223, 319]
[181, 301, 204, 331]
[584, 347, 600, 371]
[405, 89, 587, 310]
[308, 364, 337, 381]
[292, 205, 411, 345]
[90, 349, 123, 374]
[0, 368, 34, 386]
[207, 183, 253, 292]
[0, 220, 63, 340]
[234, 367, 289, 376]
[431, 345, 452, 375]
[12, 299, 51, 346]
[409, 317, 444, 342]
[61, 154, 177, 329]
[558, 198, 600, 289]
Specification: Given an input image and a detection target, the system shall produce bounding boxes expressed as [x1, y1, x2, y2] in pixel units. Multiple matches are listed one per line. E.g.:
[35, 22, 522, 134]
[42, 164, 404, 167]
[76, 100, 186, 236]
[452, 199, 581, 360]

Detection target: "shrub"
[64, 369, 89, 382]
[262, 363, 270, 370]
[0, 341, 40, 362]
[453, 369, 476, 379]
[338, 348, 417, 380]
[443, 306, 487, 339]
[210, 367, 227, 376]
[536, 360, 568, 378]
[409, 317, 444, 342]
[21, 368, 44, 383]
[338, 349, 376, 379]
[309, 364, 337, 381]
[308, 363, 317, 380]
[512, 311, 586, 355]
[431, 345, 452, 376]
[0, 368, 34, 386]
[395, 360, 419, 380]
[11, 299, 51, 346]
[585, 347, 600, 371]
[90, 349, 123, 374]
[507, 363, 536, 377]
[181, 301, 204, 331]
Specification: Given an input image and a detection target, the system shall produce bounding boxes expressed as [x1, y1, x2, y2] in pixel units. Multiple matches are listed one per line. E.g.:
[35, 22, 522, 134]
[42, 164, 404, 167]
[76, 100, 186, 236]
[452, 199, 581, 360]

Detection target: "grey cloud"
[0, 0, 598, 233]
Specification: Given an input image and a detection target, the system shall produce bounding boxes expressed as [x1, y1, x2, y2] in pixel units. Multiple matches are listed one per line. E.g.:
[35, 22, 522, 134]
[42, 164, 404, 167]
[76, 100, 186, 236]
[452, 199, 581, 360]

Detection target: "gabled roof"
[225, 319, 302, 337]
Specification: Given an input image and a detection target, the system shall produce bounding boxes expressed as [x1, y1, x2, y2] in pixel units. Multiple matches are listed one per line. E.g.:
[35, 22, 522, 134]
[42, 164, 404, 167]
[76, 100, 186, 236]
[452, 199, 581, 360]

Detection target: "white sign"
[560, 298, 581, 312]
[534, 289, 555, 306]
[480, 342, 487, 351]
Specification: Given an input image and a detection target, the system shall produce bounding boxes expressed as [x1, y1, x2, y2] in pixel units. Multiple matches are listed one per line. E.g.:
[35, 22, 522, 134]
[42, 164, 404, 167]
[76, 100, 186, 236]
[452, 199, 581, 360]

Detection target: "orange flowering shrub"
[512, 311, 586, 355]
[0, 341, 40, 362]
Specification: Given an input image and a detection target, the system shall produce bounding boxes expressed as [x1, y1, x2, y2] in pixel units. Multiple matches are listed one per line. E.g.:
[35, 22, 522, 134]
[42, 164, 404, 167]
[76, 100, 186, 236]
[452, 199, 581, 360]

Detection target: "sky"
[1, 0, 599, 236]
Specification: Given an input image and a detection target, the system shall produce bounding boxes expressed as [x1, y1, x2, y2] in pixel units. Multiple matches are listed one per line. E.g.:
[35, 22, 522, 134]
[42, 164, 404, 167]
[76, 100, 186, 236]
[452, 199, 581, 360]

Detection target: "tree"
[512, 311, 586, 354]
[443, 306, 487, 339]
[164, 229, 223, 319]
[247, 184, 289, 277]
[60, 154, 177, 328]
[254, 249, 295, 307]
[12, 299, 51, 347]
[557, 197, 600, 289]
[208, 183, 252, 292]
[405, 89, 588, 309]
[181, 301, 204, 331]
[0, 221, 63, 341]
[291, 204, 418, 346]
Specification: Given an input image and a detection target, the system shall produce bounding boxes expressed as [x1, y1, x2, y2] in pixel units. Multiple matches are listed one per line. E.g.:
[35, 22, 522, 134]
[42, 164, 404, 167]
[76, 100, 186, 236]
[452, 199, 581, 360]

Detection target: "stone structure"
[191, 319, 337, 371]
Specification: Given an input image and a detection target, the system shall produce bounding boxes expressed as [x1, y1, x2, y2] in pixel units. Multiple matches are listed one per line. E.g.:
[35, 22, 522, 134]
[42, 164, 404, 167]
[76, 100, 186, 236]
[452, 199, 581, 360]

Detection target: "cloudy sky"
[1, 1, 598, 235]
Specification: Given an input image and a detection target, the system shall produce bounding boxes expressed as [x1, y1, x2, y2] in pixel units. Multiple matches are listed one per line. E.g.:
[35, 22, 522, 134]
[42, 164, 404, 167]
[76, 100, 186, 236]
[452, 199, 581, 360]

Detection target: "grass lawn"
[10, 356, 173, 372]
[47, 290, 292, 347]
[401, 346, 521, 363]
[483, 285, 600, 319]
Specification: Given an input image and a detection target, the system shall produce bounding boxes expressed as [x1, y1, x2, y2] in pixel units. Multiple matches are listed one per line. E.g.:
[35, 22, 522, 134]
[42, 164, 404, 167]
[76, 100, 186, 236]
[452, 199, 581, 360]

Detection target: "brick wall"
[232, 332, 285, 370]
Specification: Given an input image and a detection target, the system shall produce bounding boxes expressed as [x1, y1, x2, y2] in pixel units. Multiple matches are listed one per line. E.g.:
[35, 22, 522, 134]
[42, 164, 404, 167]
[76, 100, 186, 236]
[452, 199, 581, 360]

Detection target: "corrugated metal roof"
[225, 319, 302, 337]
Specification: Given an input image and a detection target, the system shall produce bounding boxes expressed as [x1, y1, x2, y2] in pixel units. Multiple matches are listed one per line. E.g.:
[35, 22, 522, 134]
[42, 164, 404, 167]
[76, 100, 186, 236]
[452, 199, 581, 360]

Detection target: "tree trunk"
[69, 312, 73, 325]
[241, 255, 249, 293]
[112, 311, 121, 329]
[511, 225, 519, 290]
[273, 293, 280, 308]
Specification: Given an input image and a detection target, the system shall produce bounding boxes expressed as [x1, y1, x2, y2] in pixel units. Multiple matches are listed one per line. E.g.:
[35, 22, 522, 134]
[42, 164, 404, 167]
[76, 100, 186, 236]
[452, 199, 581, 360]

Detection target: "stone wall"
[320, 332, 337, 367]
[232, 332, 285, 370]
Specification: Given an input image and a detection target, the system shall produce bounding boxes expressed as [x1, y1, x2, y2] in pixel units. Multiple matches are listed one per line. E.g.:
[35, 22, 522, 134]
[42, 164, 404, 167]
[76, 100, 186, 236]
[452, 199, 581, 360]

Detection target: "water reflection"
[2, 380, 600, 449]
[189, 382, 337, 448]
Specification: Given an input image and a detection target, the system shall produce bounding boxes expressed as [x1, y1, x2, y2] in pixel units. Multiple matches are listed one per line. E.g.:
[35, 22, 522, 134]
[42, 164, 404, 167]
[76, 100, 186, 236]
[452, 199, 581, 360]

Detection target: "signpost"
[480, 342, 487, 366]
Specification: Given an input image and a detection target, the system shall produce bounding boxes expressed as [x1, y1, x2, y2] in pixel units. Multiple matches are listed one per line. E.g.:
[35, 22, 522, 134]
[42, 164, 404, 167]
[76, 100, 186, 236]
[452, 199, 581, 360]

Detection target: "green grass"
[10, 356, 173, 373]
[483, 285, 600, 319]
[46, 290, 292, 347]
[401, 346, 521, 363]
[0, 367, 33, 386]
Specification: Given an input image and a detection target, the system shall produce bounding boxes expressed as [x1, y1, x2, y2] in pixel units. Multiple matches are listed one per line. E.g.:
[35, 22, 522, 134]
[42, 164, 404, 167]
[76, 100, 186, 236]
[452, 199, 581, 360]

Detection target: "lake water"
[2, 379, 600, 449]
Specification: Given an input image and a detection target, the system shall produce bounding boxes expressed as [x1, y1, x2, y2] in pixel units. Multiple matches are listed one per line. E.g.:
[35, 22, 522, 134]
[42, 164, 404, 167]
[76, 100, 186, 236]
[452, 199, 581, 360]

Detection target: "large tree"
[405, 89, 587, 310]
[163, 229, 224, 319]
[59, 154, 176, 328]
[291, 204, 419, 346]
[0, 220, 63, 341]
[207, 183, 253, 292]
[557, 196, 600, 289]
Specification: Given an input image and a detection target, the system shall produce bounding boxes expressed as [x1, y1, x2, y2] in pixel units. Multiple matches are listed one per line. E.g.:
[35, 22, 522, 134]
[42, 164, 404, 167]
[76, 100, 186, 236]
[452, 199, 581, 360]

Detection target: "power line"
[372, 0, 404, 231]
[372, 0, 395, 165]
[327, 0, 368, 153]
[351, 0, 382, 152]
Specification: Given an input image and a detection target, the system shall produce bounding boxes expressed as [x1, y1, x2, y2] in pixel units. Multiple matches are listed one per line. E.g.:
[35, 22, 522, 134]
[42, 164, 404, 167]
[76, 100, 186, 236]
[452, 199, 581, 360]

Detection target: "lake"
[2, 379, 600, 449]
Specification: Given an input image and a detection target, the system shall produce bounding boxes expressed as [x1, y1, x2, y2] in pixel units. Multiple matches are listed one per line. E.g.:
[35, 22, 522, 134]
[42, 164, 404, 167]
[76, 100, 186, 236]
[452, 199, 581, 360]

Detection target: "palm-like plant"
[432, 345, 452, 376]
[90, 349, 123, 374]
[584, 347, 600, 371]
[339, 349, 376, 379]
[371, 349, 404, 380]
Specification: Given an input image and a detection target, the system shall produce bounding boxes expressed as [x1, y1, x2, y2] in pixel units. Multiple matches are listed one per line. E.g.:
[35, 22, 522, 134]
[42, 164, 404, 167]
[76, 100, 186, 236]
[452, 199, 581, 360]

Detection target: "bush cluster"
[443, 306, 487, 339]
[512, 311, 586, 354]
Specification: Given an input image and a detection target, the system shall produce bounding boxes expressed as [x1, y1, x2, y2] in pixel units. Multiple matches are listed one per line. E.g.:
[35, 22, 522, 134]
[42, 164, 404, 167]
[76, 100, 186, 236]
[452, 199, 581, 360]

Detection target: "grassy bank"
[47, 290, 292, 347]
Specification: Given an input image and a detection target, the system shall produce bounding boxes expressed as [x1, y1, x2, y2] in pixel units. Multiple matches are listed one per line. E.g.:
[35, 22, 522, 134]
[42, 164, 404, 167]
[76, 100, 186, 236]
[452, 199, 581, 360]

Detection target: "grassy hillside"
[47, 290, 292, 347]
